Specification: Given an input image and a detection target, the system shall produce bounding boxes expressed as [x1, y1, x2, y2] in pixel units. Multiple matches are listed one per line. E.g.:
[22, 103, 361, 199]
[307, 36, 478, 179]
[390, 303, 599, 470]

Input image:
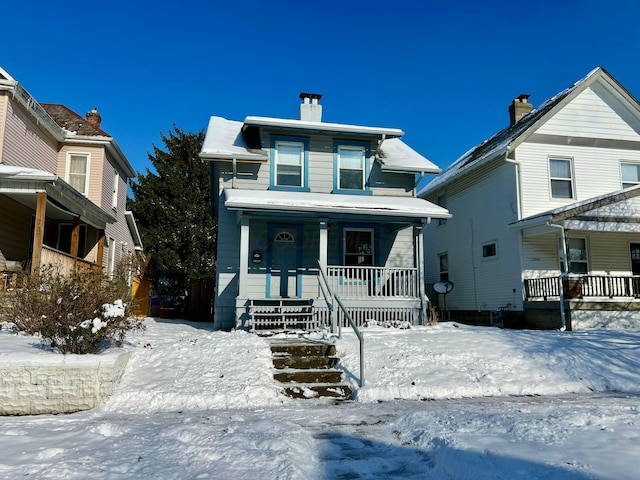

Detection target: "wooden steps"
[269, 339, 352, 400]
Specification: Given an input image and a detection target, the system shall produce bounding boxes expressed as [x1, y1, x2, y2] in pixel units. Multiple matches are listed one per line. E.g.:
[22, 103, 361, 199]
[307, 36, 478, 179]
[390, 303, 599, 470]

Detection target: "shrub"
[4, 265, 145, 354]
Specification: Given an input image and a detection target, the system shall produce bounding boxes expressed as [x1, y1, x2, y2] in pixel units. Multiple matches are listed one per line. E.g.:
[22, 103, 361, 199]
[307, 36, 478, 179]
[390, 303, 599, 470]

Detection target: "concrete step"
[274, 369, 343, 384]
[270, 341, 337, 357]
[273, 355, 339, 370]
[282, 383, 353, 399]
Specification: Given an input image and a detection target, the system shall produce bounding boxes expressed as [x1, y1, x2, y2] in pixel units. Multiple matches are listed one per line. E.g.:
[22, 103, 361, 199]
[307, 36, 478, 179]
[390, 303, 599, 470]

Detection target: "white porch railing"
[325, 266, 418, 298]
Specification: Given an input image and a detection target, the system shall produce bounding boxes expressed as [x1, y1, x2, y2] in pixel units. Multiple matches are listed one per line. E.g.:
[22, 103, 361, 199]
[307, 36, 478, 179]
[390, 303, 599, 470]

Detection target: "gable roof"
[419, 67, 640, 197]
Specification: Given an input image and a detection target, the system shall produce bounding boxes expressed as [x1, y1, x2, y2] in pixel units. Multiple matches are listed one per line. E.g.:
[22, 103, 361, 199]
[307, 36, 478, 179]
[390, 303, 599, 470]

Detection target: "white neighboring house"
[419, 67, 640, 330]
[200, 93, 450, 331]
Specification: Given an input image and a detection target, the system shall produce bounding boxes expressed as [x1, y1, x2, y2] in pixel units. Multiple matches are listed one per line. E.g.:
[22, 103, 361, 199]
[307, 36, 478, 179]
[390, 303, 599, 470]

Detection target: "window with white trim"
[112, 170, 119, 209]
[107, 236, 116, 279]
[621, 162, 640, 189]
[338, 146, 366, 190]
[274, 141, 304, 187]
[343, 228, 373, 266]
[549, 158, 573, 199]
[439, 253, 449, 281]
[482, 241, 497, 259]
[67, 153, 90, 195]
[561, 237, 588, 274]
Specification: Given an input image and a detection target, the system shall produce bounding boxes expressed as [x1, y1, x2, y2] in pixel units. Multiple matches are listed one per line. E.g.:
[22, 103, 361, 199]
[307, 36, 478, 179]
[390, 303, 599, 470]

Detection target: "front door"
[630, 243, 640, 275]
[268, 226, 302, 298]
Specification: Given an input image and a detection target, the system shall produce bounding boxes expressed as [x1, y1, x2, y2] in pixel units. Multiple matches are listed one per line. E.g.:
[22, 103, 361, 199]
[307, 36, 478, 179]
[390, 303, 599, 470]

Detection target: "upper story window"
[549, 158, 574, 199]
[271, 137, 309, 191]
[334, 141, 371, 194]
[67, 153, 90, 196]
[437, 193, 447, 226]
[621, 162, 640, 189]
[112, 169, 119, 209]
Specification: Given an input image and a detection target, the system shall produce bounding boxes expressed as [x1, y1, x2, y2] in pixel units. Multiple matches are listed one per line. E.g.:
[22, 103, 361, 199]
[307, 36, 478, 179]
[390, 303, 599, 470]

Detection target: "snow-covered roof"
[200, 116, 269, 161]
[377, 137, 441, 174]
[0, 164, 57, 182]
[243, 116, 404, 137]
[224, 188, 450, 220]
[419, 67, 621, 197]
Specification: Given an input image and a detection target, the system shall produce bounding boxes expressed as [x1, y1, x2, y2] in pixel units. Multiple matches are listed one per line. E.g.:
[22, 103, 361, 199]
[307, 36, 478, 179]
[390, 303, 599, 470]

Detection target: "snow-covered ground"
[1, 319, 639, 479]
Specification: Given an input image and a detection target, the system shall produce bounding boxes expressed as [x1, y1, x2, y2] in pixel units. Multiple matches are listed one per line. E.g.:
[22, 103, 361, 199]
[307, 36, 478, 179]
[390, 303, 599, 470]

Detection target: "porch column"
[96, 230, 105, 268]
[70, 216, 81, 267]
[238, 214, 250, 298]
[30, 192, 47, 275]
[415, 223, 427, 324]
[318, 218, 328, 268]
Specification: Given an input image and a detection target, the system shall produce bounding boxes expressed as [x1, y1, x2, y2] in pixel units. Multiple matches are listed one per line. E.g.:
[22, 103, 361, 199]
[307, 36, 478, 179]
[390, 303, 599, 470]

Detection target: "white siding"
[425, 160, 524, 310]
[537, 84, 640, 141]
[516, 142, 640, 218]
[522, 233, 561, 279]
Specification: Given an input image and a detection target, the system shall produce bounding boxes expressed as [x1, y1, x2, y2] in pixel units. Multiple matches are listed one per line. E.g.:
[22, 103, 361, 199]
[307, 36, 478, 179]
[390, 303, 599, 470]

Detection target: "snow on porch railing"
[325, 266, 418, 298]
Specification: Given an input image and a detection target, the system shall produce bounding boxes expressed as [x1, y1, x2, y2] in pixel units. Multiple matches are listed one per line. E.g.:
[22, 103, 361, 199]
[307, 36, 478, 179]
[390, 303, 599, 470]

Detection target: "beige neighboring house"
[0, 66, 142, 289]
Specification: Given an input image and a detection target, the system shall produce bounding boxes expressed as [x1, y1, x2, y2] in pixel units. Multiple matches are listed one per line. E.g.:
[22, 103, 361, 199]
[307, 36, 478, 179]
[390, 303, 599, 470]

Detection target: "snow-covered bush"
[3, 265, 144, 354]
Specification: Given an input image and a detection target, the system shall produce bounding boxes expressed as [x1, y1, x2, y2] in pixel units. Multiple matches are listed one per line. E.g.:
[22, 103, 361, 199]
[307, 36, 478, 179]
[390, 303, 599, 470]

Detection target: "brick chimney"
[509, 94, 532, 125]
[85, 107, 102, 129]
[299, 93, 322, 122]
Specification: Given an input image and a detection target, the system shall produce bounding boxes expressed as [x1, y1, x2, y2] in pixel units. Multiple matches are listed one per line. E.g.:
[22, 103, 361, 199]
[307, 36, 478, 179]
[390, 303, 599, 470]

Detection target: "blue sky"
[4, 0, 640, 186]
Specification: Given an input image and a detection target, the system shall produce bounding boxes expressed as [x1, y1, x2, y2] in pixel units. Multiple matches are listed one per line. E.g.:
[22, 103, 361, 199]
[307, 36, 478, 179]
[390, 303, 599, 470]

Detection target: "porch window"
[439, 253, 449, 281]
[563, 237, 588, 274]
[549, 158, 573, 199]
[621, 162, 640, 189]
[67, 153, 90, 195]
[338, 146, 365, 190]
[344, 228, 373, 266]
[273, 140, 305, 188]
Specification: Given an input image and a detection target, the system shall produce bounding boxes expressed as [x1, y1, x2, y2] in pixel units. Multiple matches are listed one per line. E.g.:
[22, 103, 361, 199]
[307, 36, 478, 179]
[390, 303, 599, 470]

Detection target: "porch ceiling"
[224, 188, 451, 222]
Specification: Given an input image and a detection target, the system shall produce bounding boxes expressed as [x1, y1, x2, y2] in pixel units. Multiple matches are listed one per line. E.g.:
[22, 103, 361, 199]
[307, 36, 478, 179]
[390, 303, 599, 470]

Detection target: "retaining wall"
[0, 350, 131, 415]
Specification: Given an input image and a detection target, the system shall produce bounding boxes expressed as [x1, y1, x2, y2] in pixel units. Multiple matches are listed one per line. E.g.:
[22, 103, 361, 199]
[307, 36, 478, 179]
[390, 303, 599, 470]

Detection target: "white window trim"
[561, 236, 589, 274]
[274, 140, 304, 188]
[107, 236, 116, 279]
[620, 161, 640, 189]
[481, 240, 498, 261]
[337, 145, 366, 190]
[112, 169, 120, 210]
[66, 152, 91, 196]
[343, 227, 374, 266]
[548, 157, 574, 200]
[438, 252, 449, 281]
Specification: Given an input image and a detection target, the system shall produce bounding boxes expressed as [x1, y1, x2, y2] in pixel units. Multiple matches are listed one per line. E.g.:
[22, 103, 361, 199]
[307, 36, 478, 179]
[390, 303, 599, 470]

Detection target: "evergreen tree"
[128, 127, 216, 309]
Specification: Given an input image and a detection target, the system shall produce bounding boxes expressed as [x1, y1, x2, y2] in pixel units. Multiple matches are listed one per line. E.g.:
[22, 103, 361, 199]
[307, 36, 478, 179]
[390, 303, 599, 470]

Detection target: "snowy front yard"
[1, 319, 639, 479]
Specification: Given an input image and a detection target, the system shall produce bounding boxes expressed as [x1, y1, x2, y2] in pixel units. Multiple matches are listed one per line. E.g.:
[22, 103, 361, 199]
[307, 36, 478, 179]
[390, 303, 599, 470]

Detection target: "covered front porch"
[222, 188, 449, 331]
[514, 186, 640, 329]
[0, 166, 114, 288]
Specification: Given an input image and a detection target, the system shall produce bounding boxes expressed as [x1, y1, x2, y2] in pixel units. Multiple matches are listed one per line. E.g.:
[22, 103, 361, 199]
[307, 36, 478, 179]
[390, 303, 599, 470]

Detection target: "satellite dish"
[433, 281, 454, 294]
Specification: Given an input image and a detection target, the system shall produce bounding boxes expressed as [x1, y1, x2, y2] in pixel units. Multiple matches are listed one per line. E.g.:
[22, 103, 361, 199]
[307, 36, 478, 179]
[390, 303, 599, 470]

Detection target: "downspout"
[548, 222, 568, 330]
[232, 157, 237, 189]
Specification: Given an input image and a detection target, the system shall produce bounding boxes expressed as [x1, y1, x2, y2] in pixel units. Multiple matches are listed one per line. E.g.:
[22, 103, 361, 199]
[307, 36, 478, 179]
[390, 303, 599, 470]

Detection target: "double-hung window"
[549, 158, 573, 199]
[338, 146, 365, 190]
[438, 253, 449, 281]
[621, 162, 640, 189]
[561, 237, 588, 274]
[67, 153, 90, 195]
[274, 140, 304, 188]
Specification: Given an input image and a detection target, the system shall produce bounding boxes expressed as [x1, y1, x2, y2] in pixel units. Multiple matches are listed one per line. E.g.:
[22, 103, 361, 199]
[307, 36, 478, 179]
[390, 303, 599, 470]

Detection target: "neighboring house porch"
[515, 185, 640, 329]
[0, 165, 114, 288]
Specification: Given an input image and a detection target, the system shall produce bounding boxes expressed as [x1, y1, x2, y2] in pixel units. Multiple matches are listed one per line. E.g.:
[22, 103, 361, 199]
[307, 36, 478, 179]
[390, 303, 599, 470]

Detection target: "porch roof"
[224, 188, 451, 221]
[510, 185, 640, 235]
[0, 165, 115, 228]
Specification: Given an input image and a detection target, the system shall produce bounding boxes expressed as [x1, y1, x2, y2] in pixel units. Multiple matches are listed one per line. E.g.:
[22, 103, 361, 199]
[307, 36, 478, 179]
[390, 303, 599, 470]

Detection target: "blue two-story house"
[200, 93, 449, 331]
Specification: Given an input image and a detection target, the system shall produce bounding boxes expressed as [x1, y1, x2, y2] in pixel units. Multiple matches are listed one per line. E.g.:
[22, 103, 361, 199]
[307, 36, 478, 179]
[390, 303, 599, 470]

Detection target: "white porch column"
[319, 218, 328, 268]
[238, 214, 250, 298]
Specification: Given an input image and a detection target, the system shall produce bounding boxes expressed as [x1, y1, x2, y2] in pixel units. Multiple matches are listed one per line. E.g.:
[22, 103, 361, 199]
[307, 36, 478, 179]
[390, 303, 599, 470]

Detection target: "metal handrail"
[318, 260, 365, 387]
